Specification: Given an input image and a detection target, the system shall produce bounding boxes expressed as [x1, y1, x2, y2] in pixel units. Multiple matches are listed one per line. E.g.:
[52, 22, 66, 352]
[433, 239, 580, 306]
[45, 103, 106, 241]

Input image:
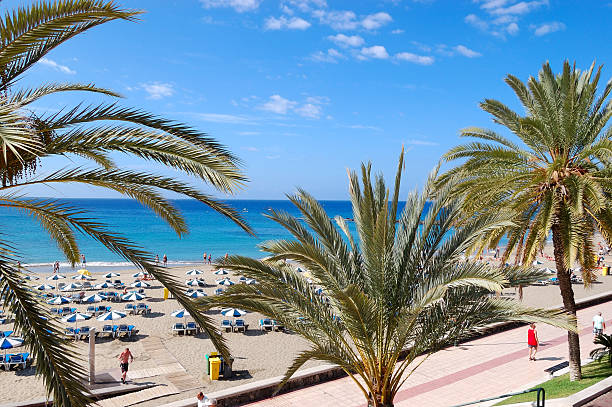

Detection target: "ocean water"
[3, 199, 357, 272]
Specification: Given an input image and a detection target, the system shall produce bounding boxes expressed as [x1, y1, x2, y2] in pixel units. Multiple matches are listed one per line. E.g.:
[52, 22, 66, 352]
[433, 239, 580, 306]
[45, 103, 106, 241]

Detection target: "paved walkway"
[244, 300, 612, 407]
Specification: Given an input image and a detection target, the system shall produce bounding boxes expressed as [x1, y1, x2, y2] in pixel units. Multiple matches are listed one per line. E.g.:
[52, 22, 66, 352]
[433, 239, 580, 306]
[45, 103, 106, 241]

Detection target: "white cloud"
[327, 33, 364, 47]
[507, 22, 519, 34]
[454, 45, 482, 58]
[282, 0, 327, 13]
[39, 57, 75, 74]
[465, 14, 489, 30]
[395, 52, 434, 65]
[391, 29, 404, 34]
[260, 94, 297, 114]
[489, 0, 548, 16]
[265, 16, 311, 30]
[314, 10, 393, 31]
[295, 103, 322, 118]
[360, 45, 389, 59]
[194, 113, 253, 124]
[405, 138, 439, 146]
[479, 0, 513, 10]
[243, 146, 259, 151]
[141, 82, 174, 99]
[533, 21, 565, 36]
[310, 48, 344, 63]
[313, 9, 358, 30]
[199, 0, 261, 12]
[361, 12, 393, 30]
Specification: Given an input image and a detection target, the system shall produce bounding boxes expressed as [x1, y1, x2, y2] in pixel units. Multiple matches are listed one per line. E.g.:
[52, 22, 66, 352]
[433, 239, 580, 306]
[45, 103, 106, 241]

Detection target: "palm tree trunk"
[551, 223, 582, 381]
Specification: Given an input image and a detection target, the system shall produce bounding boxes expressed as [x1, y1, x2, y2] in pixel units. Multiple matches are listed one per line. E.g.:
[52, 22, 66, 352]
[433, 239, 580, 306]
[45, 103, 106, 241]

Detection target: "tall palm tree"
[208, 150, 574, 407]
[438, 60, 612, 381]
[0, 2, 252, 406]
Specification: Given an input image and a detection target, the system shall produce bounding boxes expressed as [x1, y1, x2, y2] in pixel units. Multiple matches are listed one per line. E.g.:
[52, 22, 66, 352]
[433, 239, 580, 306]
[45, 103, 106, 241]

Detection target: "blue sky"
[5, 0, 611, 200]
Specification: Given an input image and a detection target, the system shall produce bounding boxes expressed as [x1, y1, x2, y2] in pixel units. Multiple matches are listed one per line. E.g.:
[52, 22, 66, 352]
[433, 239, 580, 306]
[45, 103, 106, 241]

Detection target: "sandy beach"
[2, 241, 612, 406]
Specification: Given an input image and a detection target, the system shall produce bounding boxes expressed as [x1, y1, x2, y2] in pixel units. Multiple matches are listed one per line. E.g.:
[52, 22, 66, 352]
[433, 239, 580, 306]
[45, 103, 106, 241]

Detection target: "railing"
[450, 387, 545, 407]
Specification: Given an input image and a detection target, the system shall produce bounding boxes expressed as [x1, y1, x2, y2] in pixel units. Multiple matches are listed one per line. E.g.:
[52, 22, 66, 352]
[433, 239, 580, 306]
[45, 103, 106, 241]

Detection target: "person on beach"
[593, 312, 605, 339]
[81, 254, 86, 267]
[224, 253, 228, 262]
[203, 252, 207, 264]
[527, 323, 539, 361]
[118, 347, 134, 384]
[53, 261, 59, 273]
[196, 392, 208, 407]
[163, 254, 167, 267]
[208, 254, 212, 264]
[155, 254, 159, 266]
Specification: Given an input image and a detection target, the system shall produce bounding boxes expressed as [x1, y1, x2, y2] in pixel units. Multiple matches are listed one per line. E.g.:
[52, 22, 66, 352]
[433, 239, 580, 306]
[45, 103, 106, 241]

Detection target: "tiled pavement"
[245, 300, 612, 407]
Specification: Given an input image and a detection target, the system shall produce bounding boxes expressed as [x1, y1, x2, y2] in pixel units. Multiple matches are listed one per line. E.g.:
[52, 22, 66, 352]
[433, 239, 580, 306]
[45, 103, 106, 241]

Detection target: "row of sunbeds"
[0, 353, 29, 370]
[65, 324, 137, 340]
[220, 319, 248, 332]
[171, 322, 200, 335]
[125, 303, 151, 315]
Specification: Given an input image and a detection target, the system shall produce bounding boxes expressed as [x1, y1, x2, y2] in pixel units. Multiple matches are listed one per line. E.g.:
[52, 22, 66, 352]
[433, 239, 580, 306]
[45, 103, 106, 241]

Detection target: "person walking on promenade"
[528, 323, 539, 361]
[593, 311, 606, 340]
[163, 254, 167, 267]
[118, 347, 134, 384]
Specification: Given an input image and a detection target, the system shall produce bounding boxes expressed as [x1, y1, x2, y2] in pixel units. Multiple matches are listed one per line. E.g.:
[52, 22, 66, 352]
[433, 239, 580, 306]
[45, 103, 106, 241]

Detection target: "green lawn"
[495, 356, 612, 405]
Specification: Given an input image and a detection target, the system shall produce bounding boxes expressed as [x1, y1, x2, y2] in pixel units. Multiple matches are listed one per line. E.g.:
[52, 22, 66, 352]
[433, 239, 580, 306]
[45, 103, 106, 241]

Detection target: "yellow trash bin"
[603, 266, 609, 276]
[209, 358, 221, 380]
[163, 288, 169, 300]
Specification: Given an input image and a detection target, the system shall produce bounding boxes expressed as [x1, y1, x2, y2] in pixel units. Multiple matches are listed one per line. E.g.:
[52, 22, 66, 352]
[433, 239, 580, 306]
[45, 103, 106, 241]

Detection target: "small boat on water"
[242, 208, 248, 212]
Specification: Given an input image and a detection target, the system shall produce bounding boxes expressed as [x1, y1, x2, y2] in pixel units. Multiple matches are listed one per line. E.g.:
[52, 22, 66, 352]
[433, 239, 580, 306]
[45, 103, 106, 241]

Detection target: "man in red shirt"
[118, 347, 134, 384]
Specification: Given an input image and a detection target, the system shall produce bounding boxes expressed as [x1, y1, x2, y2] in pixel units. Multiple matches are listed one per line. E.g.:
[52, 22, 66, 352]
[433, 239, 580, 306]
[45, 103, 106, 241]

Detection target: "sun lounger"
[116, 324, 132, 337]
[220, 319, 233, 332]
[86, 305, 96, 314]
[258, 319, 273, 331]
[272, 320, 285, 331]
[136, 303, 150, 314]
[79, 326, 93, 340]
[124, 304, 136, 315]
[233, 319, 248, 333]
[5, 353, 29, 370]
[172, 322, 186, 335]
[100, 325, 114, 338]
[82, 282, 93, 290]
[214, 288, 224, 295]
[64, 327, 79, 340]
[184, 322, 197, 335]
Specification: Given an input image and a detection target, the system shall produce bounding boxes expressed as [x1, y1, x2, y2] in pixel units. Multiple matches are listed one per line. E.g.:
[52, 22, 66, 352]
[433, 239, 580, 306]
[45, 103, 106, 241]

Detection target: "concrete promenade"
[245, 299, 612, 407]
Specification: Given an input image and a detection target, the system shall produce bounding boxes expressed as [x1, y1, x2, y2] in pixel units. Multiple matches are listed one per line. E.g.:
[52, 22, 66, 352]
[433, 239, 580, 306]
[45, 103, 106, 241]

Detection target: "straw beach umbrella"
[186, 269, 203, 276]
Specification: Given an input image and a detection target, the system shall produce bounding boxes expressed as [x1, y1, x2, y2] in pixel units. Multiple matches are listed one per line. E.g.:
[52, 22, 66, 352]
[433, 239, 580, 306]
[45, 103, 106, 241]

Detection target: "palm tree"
[438, 61, 612, 381]
[589, 333, 612, 368]
[208, 150, 574, 407]
[0, 1, 252, 406]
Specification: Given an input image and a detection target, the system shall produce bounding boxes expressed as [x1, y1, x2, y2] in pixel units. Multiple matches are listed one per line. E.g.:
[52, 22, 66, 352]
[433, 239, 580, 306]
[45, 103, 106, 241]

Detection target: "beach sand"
[2, 241, 612, 406]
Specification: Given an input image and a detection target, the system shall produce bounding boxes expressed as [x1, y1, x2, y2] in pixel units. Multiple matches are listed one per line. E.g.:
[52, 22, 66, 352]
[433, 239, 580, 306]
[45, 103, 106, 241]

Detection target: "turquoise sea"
[3, 199, 357, 272]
